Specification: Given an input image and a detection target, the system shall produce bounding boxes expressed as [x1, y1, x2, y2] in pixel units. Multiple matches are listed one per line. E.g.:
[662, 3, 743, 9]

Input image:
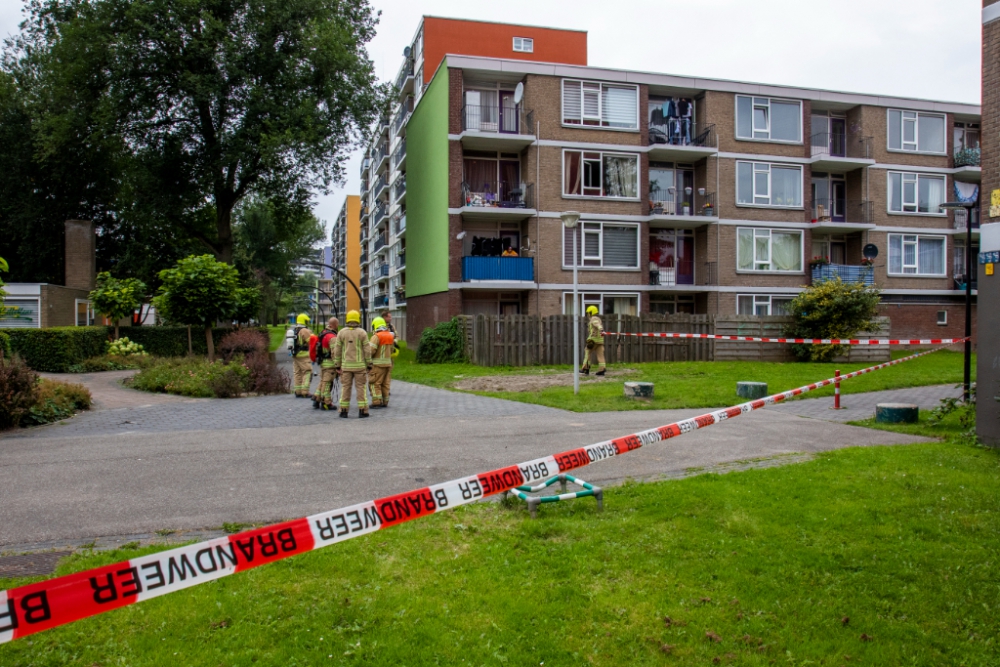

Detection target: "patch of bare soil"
[453, 368, 637, 393]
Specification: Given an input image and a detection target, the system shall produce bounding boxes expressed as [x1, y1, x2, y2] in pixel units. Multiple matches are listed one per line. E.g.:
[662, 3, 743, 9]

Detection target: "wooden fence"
[459, 314, 891, 367]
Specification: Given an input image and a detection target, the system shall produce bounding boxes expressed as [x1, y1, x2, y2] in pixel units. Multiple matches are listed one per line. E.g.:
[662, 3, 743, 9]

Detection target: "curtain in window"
[918, 176, 945, 213]
[889, 173, 903, 211]
[771, 232, 801, 271]
[464, 159, 498, 194]
[499, 161, 519, 201]
[918, 237, 945, 275]
[737, 229, 754, 270]
[603, 226, 638, 267]
[736, 295, 753, 315]
[602, 86, 638, 129]
[888, 235, 903, 273]
[736, 162, 753, 204]
[564, 152, 581, 195]
[603, 155, 637, 198]
[770, 101, 801, 141]
[770, 167, 801, 207]
[610, 297, 637, 316]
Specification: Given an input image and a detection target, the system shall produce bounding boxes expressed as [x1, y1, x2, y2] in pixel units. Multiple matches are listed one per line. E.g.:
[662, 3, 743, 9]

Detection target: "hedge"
[0, 331, 10, 359]
[0, 326, 270, 371]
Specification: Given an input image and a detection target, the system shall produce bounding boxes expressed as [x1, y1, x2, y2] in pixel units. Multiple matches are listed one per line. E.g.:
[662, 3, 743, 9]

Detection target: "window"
[737, 295, 795, 316]
[737, 228, 803, 273]
[736, 161, 802, 207]
[512, 37, 533, 53]
[954, 122, 980, 151]
[0, 297, 41, 328]
[75, 299, 94, 327]
[650, 295, 696, 315]
[562, 80, 639, 129]
[563, 150, 639, 198]
[937, 310, 947, 326]
[887, 110, 945, 153]
[735, 96, 802, 142]
[887, 172, 946, 214]
[563, 222, 639, 269]
[888, 234, 946, 276]
[563, 292, 639, 316]
[953, 239, 979, 282]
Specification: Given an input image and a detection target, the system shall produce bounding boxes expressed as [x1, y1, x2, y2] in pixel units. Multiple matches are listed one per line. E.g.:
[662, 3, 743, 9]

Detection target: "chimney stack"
[64, 219, 96, 291]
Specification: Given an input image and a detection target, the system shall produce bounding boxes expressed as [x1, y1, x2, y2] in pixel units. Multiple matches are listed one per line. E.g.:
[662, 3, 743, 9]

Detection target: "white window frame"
[735, 161, 803, 208]
[561, 79, 639, 130]
[736, 294, 796, 316]
[887, 233, 947, 277]
[74, 299, 95, 326]
[736, 227, 804, 274]
[734, 95, 803, 143]
[562, 221, 641, 270]
[886, 109, 947, 155]
[562, 149, 641, 200]
[562, 292, 641, 315]
[512, 37, 533, 53]
[886, 171, 947, 216]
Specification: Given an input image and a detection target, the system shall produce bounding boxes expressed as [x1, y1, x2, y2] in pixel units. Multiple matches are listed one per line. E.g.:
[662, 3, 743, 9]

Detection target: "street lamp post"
[561, 212, 581, 395]
[940, 201, 977, 403]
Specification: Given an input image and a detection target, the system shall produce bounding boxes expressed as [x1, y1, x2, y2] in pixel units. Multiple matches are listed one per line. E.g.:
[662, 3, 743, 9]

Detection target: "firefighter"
[313, 317, 339, 410]
[369, 317, 394, 408]
[581, 305, 606, 376]
[333, 310, 372, 418]
[291, 313, 314, 397]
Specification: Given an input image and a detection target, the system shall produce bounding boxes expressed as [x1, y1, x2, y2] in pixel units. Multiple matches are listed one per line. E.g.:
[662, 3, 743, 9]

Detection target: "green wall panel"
[405, 64, 450, 297]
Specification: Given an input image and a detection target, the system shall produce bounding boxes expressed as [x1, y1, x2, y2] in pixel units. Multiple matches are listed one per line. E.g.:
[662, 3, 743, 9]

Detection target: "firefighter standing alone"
[333, 310, 372, 418]
[581, 305, 606, 376]
[369, 317, 394, 408]
[290, 313, 314, 397]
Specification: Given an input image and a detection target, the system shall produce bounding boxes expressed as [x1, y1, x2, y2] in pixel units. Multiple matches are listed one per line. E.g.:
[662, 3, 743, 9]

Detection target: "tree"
[233, 286, 262, 325]
[153, 255, 239, 361]
[14, 0, 384, 264]
[89, 271, 146, 339]
[783, 278, 882, 362]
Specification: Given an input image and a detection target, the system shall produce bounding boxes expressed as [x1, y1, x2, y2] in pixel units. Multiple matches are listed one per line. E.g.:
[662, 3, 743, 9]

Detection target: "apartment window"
[954, 122, 980, 151]
[562, 80, 639, 129]
[953, 239, 979, 282]
[888, 234, 946, 276]
[737, 228, 803, 273]
[735, 96, 802, 142]
[887, 110, 945, 154]
[564, 150, 639, 199]
[563, 292, 640, 316]
[75, 299, 94, 327]
[650, 294, 696, 315]
[737, 294, 795, 316]
[736, 161, 803, 208]
[512, 37, 533, 53]
[563, 222, 640, 269]
[887, 172, 946, 214]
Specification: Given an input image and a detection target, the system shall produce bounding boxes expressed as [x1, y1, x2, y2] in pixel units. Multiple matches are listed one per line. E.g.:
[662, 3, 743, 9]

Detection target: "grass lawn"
[266, 325, 287, 352]
[392, 349, 973, 412]
[2, 441, 998, 665]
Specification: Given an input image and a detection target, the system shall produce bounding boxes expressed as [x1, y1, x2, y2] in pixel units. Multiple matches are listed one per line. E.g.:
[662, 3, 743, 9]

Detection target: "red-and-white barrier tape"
[605, 332, 967, 346]
[0, 346, 953, 643]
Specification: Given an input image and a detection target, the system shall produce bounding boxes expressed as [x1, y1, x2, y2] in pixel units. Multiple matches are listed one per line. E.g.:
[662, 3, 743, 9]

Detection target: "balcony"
[648, 189, 717, 228]
[809, 199, 874, 232]
[377, 263, 390, 278]
[396, 252, 406, 269]
[395, 59, 414, 97]
[810, 132, 874, 172]
[460, 182, 535, 220]
[373, 143, 389, 172]
[953, 207, 981, 234]
[393, 211, 406, 236]
[372, 172, 388, 198]
[462, 256, 534, 282]
[373, 234, 387, 253]
[955, 275, 978, 291]
[393, 175, 406, 204]
[360, 274, 369, 288]
[392, 138, 406, 171]
[394, 290, 407, 306]
[953, 148, 982, 183]
[371, 200, 387, 226]
[374, 294, 390, 308]
[459, 102, 535, 151]
[647, 122, 717, 161]
[392, 98, 412, 137]
[810, 263, 875, 287]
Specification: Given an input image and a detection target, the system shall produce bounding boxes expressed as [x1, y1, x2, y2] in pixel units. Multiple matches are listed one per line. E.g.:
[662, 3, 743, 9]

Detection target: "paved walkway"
[772, 383, 960, 422]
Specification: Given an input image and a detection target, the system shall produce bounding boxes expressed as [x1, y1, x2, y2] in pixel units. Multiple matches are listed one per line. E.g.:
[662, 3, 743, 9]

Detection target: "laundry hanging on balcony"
[954, 182, 978, 204]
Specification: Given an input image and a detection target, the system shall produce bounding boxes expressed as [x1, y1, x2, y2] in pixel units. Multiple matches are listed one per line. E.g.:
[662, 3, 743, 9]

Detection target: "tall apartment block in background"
[331, 195, 363, 316]
[359, 16, 980, 343]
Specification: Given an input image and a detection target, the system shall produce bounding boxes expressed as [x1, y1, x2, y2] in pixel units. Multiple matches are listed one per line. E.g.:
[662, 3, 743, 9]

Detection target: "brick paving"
[0, 551, 72, 577]
[771, 384, 961, 423]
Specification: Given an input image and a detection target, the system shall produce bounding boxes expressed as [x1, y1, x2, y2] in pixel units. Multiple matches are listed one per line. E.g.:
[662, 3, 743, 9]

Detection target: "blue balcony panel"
[811, 264, 874, 286]
[462, 256, 534, 282]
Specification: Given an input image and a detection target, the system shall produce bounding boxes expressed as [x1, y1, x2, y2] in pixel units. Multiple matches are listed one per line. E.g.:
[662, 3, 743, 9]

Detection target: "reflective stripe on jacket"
[320, 331, 338, 368]
[370, 331, 394, 367]
[587, 316, 604, 344]
[333, 324, 371, 371]
[295, 327, 314, 357]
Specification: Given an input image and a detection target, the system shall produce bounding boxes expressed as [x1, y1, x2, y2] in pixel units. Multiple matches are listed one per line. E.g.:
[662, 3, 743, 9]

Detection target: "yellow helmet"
[371, 316, 386, 331]
[586, 305, 599, 316]
[296, 313, 311, 325]
[346, 310, 361, 324]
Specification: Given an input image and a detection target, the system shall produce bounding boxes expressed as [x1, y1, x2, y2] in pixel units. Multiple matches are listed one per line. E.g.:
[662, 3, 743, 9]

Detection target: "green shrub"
[123, 326, 268, 357]
[416, 318, 466, 364]
[22, 378, 93, 426]
[0, 331, 10, 359]
[783, 278, 882, 362]
[0, 356, 39, 429]
[1, 327, 110, 371]
[67, 354, 155, 373]
[107, 336, 148, 357]
[129, 358, 251, 398]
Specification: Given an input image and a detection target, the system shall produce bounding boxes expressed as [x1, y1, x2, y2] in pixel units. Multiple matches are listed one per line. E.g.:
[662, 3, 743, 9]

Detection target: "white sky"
[0, 0, 984, 237]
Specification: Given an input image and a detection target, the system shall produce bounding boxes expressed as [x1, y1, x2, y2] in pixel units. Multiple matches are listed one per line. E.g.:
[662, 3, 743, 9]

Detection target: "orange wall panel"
[421, 17, 586, 84]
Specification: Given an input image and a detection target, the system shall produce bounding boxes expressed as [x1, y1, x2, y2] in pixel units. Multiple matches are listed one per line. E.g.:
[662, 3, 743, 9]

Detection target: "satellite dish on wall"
[403, 46, 412, 58]
[863, 243, 879, 260]
[513, 82, 524, 105]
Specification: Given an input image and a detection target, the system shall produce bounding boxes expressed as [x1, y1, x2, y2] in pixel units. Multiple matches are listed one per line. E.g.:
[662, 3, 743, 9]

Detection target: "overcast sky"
[0, 0, 984, 237]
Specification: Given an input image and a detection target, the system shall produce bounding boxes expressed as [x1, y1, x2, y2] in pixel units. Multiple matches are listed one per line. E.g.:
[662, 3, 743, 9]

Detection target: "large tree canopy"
[8, 0, 383, 265]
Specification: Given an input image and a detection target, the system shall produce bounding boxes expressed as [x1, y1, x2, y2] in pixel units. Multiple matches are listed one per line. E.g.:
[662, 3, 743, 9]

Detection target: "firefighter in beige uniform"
[368, 317, 394, 408]
[333, 310, 372, 418]
[291, 313, 314, 397]
[581, 305, 606, 376]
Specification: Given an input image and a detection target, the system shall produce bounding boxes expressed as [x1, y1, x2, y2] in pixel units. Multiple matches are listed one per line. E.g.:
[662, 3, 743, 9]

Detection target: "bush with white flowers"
[107, 337, 148, 357]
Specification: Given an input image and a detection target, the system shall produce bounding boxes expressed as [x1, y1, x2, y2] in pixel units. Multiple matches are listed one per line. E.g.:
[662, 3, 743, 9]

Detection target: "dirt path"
[39, 370, 196, 410]
[453, 368, 637, 392]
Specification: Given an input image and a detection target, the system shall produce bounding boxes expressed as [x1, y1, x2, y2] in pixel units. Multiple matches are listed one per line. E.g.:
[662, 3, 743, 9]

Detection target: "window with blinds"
[563, 222, 639, 269]
[562, 80, 638, 129]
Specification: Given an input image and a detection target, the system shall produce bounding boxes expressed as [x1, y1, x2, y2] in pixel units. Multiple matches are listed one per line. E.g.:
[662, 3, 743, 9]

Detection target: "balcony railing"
[955, 275, 978, 291]
[372, 172, 387, 195]
[461, 102, 530, 135]
[393, 212, 406, 234]
[360, 274, 369, 287]
[378, 263, 390, 277]
[395, 59, 414, 92]
[392, 100, 412, 136]
[374, 294, 389, 308]
[374, 234, 387, 252]
[394, 291, 407, 306]
[393, 175, 406, 202]
[954, 147, 981, 167]
[396, 253, 406, 269]
[811, 132, 873, 160]
[371, 201, 387, 226]
[810, 199, 874, 224]
[462, 256, 534, 281]
[649, 264, 695, 286]
[392, 139, 406, 169]
[701, 262, 718, 286]
[649, 189, 715, 217]
[811, 263, 875, 286]
[462, 182, 533, 209]
[373, 142, 389, 164]
[648, 122, 716, 149]
[954, 207, 981, 232]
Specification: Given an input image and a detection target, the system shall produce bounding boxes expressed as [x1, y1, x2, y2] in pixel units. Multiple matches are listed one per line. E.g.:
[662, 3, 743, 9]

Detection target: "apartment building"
[330, 195, 362, 316]
[362, 17, 980, 343]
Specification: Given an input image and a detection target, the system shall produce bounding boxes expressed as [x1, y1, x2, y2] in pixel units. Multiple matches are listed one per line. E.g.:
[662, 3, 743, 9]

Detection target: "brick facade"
[64, 220, 96, 291]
